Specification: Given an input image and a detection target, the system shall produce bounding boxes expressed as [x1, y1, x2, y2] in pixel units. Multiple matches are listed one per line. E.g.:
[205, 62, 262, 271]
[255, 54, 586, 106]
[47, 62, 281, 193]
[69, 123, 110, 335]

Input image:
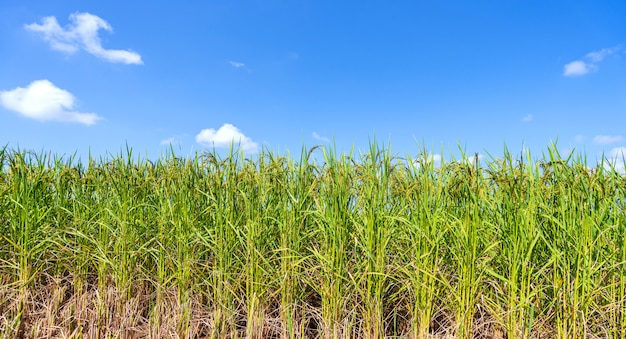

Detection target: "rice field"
[1, 143, 625, 338]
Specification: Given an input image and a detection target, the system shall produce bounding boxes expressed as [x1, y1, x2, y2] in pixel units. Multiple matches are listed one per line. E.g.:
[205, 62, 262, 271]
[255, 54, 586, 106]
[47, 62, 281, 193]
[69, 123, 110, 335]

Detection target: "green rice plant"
[309, 145, 356, 338]
[239, 151, 275, 338]
[537, 147, 615, 338]
[611, 183, 626, 339]
[351, 142, 397, 338]
[272, 146, 317, 339]
[194, 150, 243, 338]
[46, 155, 104, 333]
[594, 155, 626, 339]
[1, 150, 55, 336]
[158, 156, 198, 336]
[395, 151, 447, 339]
[2, 142, 626, 338]
[104, 155, 151, 299]
[482, 148, 547, 339]
[439, 152, 499, 338]
[134, 154, 179, 334]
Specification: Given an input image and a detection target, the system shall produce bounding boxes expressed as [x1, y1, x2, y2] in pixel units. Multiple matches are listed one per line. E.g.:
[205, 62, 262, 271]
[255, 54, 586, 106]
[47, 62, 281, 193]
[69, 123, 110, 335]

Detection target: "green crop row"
[0, 144, 625, 338]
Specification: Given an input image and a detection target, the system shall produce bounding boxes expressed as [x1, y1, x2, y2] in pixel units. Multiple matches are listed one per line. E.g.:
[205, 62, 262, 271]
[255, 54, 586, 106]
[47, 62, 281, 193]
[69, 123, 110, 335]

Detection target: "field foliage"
[1, 144, 625, 338]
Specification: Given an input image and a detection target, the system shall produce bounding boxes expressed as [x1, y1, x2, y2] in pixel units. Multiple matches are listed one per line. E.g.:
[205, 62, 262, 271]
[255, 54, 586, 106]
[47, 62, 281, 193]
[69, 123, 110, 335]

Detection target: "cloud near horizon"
[593, 135, 624, 145]
[604, 146, 626, 174]
[609, 147, 626, 159]
[160, 137, 182, 146]
[229, 61, 245, 68]
[195, 123, 259, 153]
[563, 46, 620, 77]
[312, 132, 330, 143]
[412, 153, 442, 168]
[0, 80, 102, 125]
[25, 12, 142, 64]
[463, 153, 485, 165]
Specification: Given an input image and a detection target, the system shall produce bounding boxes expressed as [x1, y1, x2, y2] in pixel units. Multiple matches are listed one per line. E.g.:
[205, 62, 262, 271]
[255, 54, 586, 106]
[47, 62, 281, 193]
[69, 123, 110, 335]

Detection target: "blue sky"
[1, 1, 625, 169]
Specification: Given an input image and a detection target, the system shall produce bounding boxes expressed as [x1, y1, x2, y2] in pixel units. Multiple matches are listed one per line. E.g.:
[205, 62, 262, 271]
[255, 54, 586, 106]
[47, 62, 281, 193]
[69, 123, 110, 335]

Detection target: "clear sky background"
[1, 1, 625, 170]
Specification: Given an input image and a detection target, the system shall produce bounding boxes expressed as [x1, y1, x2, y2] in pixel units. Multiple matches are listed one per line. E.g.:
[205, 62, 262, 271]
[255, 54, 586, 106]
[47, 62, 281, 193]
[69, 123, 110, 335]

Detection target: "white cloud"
[412, 153, 442, 168]
[312, 132, 330, 143]
[563, 46, 621, 77]
[574, 134, 585, 143]
[586, 47, 618, 62]
[431, 154, 442, 164]
[229, 61, 245, 68]
[195, 123, 259, 153]
[161, 137, 181, 145]
[593, 135, 623, 145]
[609, 147, 626, 159]
[463, 153, 484, 165]
[563, 60, 595, 76]
[0, 79, 102, 125]
[561, 147, 572, 155]
[25, 12, 142, 64]
[604, 147, 626, 174]
[522, 114, 533, 122]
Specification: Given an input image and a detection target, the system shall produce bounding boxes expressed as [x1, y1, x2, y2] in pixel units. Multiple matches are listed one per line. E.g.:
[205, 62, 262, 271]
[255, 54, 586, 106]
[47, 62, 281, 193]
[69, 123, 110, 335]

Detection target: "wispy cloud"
[593, 135, 623, 145]
[25, 12, 142, 64]
[586, 47, 618, 62]
[0, 79, 102, 125]
[431, 154, 442, 164]
[604, 147, 626, 174]
[312, 132, 330, 143]
[563, 60, 596, 76]
[229, 61, 245, 68]
[609, 147, 626, 159]
[575, 134, 585, 143]
[160, 137, 182, 145]
[195, 123, 259, 153]
[563, 46, 620, 77]
[463, 153, 484, 165]
[522, 114, 533, 122]
[412, 153, 442, 168]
